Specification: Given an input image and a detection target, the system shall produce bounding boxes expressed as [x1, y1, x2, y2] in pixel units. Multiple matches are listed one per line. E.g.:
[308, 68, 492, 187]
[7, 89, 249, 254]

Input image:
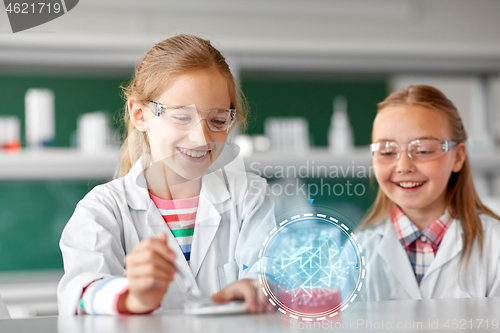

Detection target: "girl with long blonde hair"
[58, 34, 275, 315]
[359, 85, 500, 300]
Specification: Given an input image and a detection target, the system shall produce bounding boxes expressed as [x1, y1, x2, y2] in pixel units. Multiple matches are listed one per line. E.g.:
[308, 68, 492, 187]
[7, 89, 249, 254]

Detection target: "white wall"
[1, 0, 500, 74]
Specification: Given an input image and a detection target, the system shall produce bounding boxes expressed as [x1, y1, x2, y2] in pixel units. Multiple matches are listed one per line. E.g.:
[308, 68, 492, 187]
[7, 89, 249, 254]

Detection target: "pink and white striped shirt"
[149, 193, 199, 262]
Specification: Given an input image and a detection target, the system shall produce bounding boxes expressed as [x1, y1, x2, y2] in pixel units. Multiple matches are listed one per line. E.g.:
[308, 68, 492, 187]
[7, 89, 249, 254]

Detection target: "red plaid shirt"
[390, 205, 454, 285]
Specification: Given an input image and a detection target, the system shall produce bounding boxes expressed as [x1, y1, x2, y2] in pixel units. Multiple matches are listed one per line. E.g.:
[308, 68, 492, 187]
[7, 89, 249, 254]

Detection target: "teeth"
[398, 182, 423, 188]
[179, 148, 209, 158]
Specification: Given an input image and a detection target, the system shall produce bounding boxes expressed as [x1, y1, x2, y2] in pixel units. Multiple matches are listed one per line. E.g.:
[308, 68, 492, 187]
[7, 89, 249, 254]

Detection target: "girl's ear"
[452, 142, 467, 173]
[129, 98, 149, 132]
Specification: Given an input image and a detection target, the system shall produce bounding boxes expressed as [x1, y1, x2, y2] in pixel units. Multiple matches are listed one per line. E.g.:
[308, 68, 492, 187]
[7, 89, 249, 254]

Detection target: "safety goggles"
[370, 139, 458, 164]
[147, 101, 236, 132]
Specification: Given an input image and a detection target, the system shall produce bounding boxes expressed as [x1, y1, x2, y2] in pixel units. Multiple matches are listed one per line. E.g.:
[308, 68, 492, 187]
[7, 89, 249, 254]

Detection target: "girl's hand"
[118, 232, 177, 314]
[211, 279, 274, 313]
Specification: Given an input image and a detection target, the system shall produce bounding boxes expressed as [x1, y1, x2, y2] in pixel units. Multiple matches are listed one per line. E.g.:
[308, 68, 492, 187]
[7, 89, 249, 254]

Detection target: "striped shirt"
[391, 205, 453, 285]
[149, 193, 199, 262]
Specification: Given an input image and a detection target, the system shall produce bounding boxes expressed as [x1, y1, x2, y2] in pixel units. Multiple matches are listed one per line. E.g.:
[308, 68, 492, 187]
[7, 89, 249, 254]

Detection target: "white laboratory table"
[0, 297, 499, 333]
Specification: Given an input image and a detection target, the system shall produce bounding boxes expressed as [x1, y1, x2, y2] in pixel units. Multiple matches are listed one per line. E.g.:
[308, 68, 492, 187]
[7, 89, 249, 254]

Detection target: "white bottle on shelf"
[328, 95, 354, 155]
[77, 111, 110, 154]
[25, 88, 55, 149]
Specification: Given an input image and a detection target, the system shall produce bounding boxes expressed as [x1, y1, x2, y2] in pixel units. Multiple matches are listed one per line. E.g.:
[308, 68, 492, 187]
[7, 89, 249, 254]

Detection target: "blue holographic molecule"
[268, 224, 351, 310]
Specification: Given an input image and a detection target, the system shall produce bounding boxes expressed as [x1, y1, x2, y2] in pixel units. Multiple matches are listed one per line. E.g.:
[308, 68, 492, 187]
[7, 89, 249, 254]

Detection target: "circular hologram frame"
[257, 212, 365, 322]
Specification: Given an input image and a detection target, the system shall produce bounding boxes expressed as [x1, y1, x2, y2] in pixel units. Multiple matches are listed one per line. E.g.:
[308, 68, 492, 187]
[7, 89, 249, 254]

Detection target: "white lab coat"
[57, 155, 276, 315]
[0, 295, 9, 319]
[357, 214, 500, 301]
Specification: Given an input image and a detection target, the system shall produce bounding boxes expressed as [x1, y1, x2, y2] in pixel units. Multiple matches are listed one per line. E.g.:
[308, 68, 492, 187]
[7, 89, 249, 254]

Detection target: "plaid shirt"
[390, 205, 454, 285]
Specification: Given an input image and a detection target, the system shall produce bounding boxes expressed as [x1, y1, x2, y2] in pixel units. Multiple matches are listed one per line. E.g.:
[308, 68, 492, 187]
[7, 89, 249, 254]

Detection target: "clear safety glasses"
[370, 139, 459, 164]
[147, 101, 236, 132]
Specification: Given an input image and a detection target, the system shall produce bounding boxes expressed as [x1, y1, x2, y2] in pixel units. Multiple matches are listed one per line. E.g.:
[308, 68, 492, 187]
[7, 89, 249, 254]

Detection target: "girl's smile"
[176, 146, 211, 162]
[393, 180, 426, 190]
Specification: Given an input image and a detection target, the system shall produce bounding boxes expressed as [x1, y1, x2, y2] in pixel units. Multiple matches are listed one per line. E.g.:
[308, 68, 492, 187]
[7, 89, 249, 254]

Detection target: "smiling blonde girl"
[359, 85, 500, 301]
[58, 35, 275, 315]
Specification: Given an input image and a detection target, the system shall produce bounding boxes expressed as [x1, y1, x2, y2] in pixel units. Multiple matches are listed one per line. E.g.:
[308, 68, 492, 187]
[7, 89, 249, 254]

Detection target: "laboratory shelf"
[0, 148, 120, 180]
[0, 147, 499, 180]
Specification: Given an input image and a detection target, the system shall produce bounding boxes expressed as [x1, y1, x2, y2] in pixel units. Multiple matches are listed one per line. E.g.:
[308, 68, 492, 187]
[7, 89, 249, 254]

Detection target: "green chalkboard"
[0, 180, 106, 271]
[0, 73, 130, 272]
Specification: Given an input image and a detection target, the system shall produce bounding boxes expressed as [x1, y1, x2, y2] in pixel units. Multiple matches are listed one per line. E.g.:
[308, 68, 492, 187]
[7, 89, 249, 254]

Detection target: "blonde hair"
[117, 34, 248, 177]
[361, 85, 500, 264]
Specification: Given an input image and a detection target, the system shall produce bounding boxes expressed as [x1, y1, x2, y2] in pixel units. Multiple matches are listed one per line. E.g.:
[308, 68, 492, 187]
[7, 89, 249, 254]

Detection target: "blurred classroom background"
[0, 0, 499, 318]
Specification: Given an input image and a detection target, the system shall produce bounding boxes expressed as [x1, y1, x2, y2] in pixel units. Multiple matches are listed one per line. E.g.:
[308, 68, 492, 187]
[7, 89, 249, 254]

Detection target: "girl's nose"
[188, 119, 210, 146]
[395, 150, 415, 173]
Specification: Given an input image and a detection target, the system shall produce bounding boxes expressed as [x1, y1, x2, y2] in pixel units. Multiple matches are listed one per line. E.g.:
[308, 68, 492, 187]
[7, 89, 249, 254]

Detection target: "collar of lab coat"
[123, 156, 231, 211]
[371, 217, 464, 298]
[420, 217, 463, 292]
